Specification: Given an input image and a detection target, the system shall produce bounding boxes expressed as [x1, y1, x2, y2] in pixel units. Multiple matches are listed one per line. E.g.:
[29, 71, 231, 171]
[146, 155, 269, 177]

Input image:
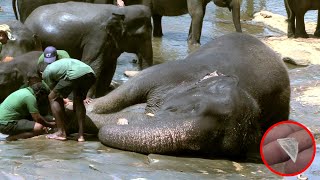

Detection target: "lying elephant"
[81, 33, 290, 158]
[285, 0, 320, 38]
[24, 2, 153, 98]
[12, 0, 112, 23]
[0, 20, 41, 61]
[120, 0, 242, 45]
[0, 51, 42, 102]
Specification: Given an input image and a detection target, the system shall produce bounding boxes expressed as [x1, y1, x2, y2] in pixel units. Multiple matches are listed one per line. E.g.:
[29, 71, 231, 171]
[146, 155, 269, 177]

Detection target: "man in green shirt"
[37, 46, 71, 104]
[0, 82, 56, 141]
[38, 58, 96, 142]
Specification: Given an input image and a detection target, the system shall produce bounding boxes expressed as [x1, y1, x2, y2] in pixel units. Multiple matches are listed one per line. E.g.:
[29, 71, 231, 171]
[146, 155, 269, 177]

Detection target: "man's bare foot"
[78, 136, 85, 142]
[117, 0, 125, 7]
[46, 133, 67, 141]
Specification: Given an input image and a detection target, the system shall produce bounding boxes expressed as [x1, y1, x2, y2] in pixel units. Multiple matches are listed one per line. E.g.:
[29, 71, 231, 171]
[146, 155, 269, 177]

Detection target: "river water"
[0, 0, 319, 179]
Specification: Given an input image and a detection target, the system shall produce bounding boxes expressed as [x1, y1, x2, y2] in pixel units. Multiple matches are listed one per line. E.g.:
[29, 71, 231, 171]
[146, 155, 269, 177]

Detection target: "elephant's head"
[97, 73, 261, 156]
[0, 21, 42, 61]
[213, 0, 242, 32]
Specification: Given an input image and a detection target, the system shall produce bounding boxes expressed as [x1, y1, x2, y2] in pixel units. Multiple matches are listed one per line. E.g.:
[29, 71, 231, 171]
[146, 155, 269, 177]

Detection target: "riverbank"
[253, 10, 320, 66]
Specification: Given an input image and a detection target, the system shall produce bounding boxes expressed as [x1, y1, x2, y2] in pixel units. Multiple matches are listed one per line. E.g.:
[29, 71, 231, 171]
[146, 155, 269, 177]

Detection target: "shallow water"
[0, 0, 319, 179]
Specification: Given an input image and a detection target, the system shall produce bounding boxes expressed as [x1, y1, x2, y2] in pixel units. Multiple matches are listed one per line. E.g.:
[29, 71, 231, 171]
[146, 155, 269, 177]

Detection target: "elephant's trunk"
[231, 0, 242, 32]
[98, 117, 204, 154]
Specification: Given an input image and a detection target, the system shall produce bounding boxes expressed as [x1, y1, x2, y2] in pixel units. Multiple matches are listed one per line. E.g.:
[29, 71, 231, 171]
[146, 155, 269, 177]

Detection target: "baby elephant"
[285, 0, 320, 38]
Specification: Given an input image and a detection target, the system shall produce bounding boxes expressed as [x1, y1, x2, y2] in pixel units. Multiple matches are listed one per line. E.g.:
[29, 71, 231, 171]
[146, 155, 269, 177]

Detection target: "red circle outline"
[260, 120, 316, 176]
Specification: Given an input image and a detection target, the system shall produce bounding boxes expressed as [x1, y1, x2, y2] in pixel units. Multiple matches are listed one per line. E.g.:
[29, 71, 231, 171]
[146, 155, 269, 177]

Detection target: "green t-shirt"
[0, 42, 3, 61]
[37, 50, 70, 64]
[0, 87, 39, 125]
[42, 58, 95, 90]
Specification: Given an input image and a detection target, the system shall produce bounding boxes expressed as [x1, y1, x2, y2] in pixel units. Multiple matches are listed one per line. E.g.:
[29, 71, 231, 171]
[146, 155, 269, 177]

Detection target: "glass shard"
[277, 137, 299, 163]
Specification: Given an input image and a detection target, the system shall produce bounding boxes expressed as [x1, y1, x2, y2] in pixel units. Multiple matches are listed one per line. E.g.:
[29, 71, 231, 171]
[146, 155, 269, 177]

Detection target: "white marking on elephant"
[277, 137, 299, 163]
[213, 169, 226, 173]
[198, 170, 209, 175]
[131, 178, 147, 180]
[117, 118, 129, 125]
[124, 70, 140, 77]
[197, 71, 225, 84]
[146, 113, 154, 117]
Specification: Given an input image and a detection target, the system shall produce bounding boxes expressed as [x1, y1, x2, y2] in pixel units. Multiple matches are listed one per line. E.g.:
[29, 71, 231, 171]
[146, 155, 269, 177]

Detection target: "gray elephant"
[24, 2, 153, 98]
[0, 51, 42, 102]
[0, 20, 41, 61]
[80, 33, 290, 159]
[285, 0, 320, 38]
[119, 0, 242, 45]
[12, 0, 112, 23]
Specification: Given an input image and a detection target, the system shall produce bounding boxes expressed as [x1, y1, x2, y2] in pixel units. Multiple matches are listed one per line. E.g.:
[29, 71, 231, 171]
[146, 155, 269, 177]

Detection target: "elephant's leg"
[95, 55, 118, 98]
[285, 0, 295, 38]
[314, 10, 320, 37]
[187, 1, 205, 45]
[295, 11, 309, 38]
[87, 74, 148, 114]
[152, 14, 163, 37]
[287, 11, 296, 38]
[137, 39, 153, 69]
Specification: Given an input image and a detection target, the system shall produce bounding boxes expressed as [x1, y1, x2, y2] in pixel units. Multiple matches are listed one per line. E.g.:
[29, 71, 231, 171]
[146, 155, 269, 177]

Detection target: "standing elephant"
[0, 20, 41, 61]
[285, 0, 320, 38]
[120, 0, 242, 45]
[0, 51, 42, 102]
[82, 33, 290, 158]
[24, 2, 153, 98]
[12, 0, 113, 23]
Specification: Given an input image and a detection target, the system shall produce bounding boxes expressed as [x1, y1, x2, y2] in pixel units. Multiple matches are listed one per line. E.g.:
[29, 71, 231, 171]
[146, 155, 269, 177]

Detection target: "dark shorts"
[0, 120, 35, 135]
[53, 73, 96, 99]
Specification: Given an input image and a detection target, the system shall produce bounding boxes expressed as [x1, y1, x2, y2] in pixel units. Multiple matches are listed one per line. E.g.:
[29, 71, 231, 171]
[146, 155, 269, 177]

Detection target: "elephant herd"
[0, 0, 304, 161]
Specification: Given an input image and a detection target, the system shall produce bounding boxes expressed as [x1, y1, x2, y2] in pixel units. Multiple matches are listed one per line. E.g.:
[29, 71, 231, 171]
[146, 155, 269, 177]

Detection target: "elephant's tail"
[12, 0, 19, 20]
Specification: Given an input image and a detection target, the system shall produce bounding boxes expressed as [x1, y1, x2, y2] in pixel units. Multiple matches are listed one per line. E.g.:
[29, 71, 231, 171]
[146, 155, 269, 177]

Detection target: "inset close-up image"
[260, 120, 316, 176]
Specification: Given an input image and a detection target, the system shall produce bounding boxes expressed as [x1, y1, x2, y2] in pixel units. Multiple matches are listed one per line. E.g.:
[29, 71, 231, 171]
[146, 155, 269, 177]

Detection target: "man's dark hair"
[30, 82, 49, 99]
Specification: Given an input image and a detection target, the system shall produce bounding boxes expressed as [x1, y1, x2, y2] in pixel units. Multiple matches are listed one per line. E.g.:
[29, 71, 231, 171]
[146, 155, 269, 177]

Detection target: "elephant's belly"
[152, 1, 189, 16]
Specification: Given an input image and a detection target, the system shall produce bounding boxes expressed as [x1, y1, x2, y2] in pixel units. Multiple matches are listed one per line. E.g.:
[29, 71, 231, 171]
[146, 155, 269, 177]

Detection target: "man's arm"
[31, 113, 56, 128]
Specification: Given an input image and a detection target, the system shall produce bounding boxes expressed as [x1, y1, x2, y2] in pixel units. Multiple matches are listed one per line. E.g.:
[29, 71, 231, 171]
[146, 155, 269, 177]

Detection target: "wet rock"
[289, 65, 320, 136]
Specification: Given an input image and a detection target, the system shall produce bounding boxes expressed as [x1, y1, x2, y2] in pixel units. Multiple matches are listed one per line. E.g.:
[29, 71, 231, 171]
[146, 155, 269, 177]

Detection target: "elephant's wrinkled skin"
[84, 33, 290, 158]
[0, 51, 42, 102]
[285, 0, 320, 38]
[12, 0, 112, 23]
[0, 20, 41, 61]
[120, 0, 241, 45]
[24, 2, 153, 98]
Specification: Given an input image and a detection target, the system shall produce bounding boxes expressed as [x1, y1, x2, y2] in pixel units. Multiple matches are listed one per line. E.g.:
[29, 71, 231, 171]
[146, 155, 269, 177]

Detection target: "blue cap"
[43, 46, 57, 64]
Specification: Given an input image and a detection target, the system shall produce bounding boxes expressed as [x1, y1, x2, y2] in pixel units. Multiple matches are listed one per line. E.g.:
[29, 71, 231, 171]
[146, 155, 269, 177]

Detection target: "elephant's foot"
[294, 33, 309, 38]
[187, 39, 201, 47]
[314, 30, 320, 37]
[287, 32, 295, 38]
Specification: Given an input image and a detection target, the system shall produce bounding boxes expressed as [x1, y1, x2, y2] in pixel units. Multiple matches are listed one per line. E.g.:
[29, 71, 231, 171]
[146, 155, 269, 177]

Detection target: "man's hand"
[262, 122, 315, 174]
